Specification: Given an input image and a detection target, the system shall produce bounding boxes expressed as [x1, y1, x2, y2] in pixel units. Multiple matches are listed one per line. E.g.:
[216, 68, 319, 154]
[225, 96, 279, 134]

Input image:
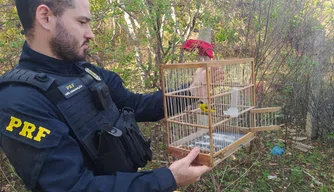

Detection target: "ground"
[1, 121, 333, 192]
[140, 122, 334, 192]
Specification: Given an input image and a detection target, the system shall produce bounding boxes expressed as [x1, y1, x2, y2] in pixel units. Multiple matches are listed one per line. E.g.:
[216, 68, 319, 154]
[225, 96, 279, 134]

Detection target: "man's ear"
[35, 4, 56, 31]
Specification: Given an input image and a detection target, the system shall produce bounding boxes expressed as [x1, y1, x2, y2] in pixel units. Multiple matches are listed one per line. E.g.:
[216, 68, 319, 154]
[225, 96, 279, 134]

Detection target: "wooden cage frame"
[160, 58, 282, 167]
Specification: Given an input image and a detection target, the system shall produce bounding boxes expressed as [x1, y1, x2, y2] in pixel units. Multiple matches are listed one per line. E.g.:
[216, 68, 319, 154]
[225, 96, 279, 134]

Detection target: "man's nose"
[84, 26, 95, 40]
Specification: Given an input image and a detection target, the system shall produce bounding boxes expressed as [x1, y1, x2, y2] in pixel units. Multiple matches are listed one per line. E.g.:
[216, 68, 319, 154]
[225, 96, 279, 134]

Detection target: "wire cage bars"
[160, 58, 282, 167]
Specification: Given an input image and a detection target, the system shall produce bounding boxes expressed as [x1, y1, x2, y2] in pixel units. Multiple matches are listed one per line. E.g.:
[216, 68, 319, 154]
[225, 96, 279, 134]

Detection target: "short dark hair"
[15, 0, 75, 37]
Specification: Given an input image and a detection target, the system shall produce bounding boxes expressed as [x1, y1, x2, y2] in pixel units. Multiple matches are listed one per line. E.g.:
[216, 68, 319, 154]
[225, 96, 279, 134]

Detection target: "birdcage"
[160, 58, 282, 167]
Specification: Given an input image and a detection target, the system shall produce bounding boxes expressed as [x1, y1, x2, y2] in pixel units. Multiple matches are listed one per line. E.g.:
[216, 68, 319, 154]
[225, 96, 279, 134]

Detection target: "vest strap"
[0, 68, 56, 92]
[0, 66, 153, 175]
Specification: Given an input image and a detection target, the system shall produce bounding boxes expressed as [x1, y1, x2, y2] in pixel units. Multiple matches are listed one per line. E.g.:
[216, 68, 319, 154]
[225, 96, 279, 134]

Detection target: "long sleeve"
[95, 67, 197, 122]
[0, 85, 177, 192]
[37, 132, 177, 192]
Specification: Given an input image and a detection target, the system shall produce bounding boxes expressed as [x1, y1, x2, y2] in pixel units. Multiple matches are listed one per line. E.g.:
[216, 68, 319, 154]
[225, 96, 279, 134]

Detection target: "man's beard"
[50, 21, 89, 62]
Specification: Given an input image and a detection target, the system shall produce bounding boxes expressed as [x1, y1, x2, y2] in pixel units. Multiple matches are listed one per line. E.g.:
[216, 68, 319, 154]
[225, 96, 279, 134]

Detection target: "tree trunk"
[305, 29, 326, 139]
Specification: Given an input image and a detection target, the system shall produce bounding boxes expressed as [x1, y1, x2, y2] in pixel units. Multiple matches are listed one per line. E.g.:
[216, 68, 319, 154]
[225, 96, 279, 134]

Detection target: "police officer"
[0, 0, 211, 191]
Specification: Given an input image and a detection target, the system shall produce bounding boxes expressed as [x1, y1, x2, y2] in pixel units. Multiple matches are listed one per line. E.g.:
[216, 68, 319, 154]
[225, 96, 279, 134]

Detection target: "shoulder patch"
[0, 116, 61, 149]
[85, 67, 102, 81]
[58, 79, 86, 99]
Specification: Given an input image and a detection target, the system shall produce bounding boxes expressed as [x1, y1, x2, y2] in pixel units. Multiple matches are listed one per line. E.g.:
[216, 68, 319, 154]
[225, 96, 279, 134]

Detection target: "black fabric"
[0, 42, 178, 191]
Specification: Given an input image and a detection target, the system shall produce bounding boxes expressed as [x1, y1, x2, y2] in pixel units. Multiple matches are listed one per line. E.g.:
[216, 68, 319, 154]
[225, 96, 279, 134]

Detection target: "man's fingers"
[211, 67, 224, 75]
[210, 68, 224, 83]
[185, 147, 200, 164]
[191, 165, 212, 176]
[213, 74, 224, 81]
[188, 165, 211, 179]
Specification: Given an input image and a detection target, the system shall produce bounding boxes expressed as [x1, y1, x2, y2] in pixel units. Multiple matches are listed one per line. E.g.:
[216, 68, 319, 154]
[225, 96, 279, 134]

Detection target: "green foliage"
[216, 28, 237, 43]
[265, 140, 273, 148]
[291, 166, 303, 184]
[328, 132, 334, 139]
[1, 0, 334, 190]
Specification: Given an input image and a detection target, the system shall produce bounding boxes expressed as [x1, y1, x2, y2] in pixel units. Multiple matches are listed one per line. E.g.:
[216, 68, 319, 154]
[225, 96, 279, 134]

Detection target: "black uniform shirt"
[0, 42, 177, 192]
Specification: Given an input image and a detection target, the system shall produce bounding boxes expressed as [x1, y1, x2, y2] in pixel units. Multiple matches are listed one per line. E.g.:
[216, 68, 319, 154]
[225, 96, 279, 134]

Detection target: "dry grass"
[1, 122, 333, 192]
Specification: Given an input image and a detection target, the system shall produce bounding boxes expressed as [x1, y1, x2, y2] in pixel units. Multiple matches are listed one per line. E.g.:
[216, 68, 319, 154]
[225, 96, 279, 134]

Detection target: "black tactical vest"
[0, 63, 152, 175]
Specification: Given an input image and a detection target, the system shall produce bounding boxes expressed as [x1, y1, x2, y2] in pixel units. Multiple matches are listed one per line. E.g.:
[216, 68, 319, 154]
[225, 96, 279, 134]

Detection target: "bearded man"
[0, 0, 210, 191]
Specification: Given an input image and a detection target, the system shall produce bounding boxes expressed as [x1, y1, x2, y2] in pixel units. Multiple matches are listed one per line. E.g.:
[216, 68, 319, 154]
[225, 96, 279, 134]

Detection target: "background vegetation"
[1, 0, 334, 191]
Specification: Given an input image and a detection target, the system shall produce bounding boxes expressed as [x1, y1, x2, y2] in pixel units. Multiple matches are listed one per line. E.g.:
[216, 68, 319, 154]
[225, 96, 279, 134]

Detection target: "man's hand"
[189, 67, 224, 98]
[169, 147, 211, 187]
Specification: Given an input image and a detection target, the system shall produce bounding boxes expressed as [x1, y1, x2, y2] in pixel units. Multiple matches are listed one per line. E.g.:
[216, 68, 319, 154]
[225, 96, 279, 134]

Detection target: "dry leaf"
[269, 162, 278, 166]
